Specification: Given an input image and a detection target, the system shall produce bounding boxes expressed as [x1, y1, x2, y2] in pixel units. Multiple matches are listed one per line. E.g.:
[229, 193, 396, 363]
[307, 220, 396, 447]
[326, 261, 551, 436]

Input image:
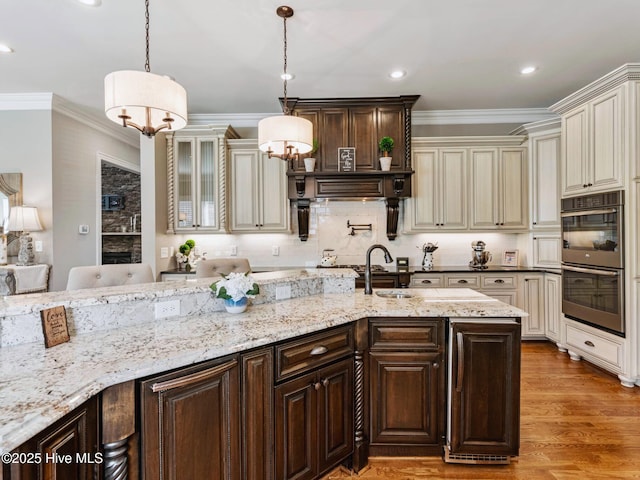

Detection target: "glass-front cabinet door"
[172, 136, 223, 233]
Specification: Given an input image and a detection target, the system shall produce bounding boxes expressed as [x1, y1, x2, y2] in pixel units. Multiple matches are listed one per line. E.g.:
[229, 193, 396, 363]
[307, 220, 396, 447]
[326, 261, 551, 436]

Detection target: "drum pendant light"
[104, 0, 187, 137]
[258, 6, 313, 161]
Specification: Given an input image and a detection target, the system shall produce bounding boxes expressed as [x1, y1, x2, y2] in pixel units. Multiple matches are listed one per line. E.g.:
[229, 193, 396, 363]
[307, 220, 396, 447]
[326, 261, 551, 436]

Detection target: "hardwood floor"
[322, 341, 640, 479]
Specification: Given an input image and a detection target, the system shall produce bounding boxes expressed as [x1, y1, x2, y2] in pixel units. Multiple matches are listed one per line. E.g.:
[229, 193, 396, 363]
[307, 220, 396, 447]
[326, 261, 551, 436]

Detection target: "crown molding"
[412, 135, 527, 148]
[510, 117, 561, 136]
[549, 63, 640, 114]
[0, 93, 140, 148]
[0, 92, 54, 110]
[52, 95, 140, 148]
[412, 108, 557, 125]
[190, 108, 558, 128]
[187, 113, 269, 127]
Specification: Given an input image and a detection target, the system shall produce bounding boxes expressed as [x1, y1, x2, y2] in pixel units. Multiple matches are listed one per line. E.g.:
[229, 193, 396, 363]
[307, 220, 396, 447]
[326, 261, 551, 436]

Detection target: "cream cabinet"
[532, 234, 562, 268]
[406, 147, 467, 230]
[406, 137, 526, 233]
[544, 273, 561, 343]
[530, 129, 561, 229]
[560, 86, 625, 197]
[228, 139, 290, 233]
[520, 274, 545, 338]
[166, 126, 239, 234]
[470, 147, 527, 230]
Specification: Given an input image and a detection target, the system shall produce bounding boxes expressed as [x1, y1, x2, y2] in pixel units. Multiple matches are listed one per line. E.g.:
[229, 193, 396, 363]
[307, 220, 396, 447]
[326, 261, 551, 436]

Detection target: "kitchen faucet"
[364, 244, 393, 295]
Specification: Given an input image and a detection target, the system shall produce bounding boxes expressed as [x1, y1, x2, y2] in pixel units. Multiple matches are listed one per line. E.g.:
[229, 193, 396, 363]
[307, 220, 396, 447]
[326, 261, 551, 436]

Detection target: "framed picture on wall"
[338, 147, 356, 172]
[502, 249, 519, 267]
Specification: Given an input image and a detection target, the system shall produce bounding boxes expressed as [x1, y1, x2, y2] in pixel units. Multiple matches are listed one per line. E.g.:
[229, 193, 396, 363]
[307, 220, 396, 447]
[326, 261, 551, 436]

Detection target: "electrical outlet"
[272, 245, 280, 256]
[155, 300, 180, 319]
[276, 285, 291, 300]
[230, 245, 237, 256]
[160, 247, 169, 258]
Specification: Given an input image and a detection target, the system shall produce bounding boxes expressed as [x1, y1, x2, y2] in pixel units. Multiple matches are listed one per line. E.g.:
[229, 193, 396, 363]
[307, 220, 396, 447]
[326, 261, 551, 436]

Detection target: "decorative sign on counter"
[338, 147, 356, 172]
[40, 306, 70, 348]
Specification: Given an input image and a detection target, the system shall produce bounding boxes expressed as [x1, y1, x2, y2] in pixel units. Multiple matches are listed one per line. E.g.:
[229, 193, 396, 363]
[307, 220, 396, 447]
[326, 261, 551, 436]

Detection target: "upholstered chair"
[66, 263, 154, 290]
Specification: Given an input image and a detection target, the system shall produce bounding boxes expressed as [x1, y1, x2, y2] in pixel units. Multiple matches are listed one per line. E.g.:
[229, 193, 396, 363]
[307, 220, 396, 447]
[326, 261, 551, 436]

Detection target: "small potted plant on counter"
[210, 272, 260, 313]
[378, 136, 394, 171]
[176, 239, 196, 271]
[304, 139, 319, 172]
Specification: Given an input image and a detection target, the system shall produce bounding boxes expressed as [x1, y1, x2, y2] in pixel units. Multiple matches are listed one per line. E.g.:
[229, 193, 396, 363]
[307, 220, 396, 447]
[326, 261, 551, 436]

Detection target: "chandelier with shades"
[104, 0, 187, 137]
[258, 6, 313, 162]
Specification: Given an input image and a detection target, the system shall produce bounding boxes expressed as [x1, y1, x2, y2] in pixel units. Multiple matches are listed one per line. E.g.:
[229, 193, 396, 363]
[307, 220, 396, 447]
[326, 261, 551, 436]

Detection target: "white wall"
[51, 112, 139, 290]
[0, 109, 53, 268]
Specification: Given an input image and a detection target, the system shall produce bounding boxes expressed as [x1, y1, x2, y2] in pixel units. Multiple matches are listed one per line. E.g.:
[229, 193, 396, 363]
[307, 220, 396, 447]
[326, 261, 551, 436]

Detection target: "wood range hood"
[284, 95, 420, 241]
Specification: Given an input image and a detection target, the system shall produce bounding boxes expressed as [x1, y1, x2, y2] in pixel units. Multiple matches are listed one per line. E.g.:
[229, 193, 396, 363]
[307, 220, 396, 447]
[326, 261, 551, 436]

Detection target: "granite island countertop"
[0, 281, 525, 454]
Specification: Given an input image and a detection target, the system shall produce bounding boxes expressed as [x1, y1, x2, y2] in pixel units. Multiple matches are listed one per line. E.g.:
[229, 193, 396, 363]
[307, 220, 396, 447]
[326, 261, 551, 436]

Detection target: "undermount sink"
[375, 291, 414, 299]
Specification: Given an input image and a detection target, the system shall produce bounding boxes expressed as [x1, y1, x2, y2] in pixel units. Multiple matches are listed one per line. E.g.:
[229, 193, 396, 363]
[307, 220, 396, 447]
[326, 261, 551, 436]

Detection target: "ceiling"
[3, 0, 640, 121]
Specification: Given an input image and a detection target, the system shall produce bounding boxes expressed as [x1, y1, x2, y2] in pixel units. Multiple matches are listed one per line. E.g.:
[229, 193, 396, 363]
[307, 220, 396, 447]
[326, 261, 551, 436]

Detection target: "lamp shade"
[258, 115, 313, 155]
[105, 70, 188, 132]
[8, 206, 43, 233]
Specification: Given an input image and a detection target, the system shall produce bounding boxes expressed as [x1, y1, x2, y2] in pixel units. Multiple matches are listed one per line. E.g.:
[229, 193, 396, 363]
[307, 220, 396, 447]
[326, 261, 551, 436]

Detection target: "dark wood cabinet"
[355, 274, 398, 290]
[368, 319, 445, 456]
[275, 358, 354, 480]
[286, 96, 418, 241]
[241, 348, 274, 480]
[290, 97, 416, 174]
[274, 325, 355, 480]
[4, 397, 100, 480]
[447, 321, 521, 459]
[139, 355, 240, 480]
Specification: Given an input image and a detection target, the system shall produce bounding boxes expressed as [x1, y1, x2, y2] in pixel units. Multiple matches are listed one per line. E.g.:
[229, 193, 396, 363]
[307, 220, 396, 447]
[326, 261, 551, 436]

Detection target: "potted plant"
[210, 272, 260, 313]
[304, 139, 319, 172]
[378, 136, 394, 171]
[176, 239, 196, 271]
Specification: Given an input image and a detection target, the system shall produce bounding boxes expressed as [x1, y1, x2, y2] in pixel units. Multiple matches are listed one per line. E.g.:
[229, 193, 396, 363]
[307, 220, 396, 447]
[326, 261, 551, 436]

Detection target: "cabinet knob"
[533, 221, 537, 225]
[457, 279, 468, 284]
[433, 363, 439, 369]
[495, 279, 505, 284]
[421, 279, 432, 284]
[588, 183, 593, 187]
[313, 382, 321, 391]
[322, 378, 330, 388]
[584, 340, 595, 348]
[583, 184, 588, 188]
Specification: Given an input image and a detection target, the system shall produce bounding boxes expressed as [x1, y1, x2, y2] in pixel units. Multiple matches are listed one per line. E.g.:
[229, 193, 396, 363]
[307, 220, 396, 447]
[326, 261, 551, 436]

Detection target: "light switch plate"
[78, 224, 89, 234]
[160, 247, 169, 258]
[34, 241, 43, 252]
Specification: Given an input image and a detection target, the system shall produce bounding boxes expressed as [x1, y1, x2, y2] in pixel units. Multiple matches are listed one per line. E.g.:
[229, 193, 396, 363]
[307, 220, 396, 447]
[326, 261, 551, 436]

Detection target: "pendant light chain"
[144, 0, 150, 73]
[282, 15, 289, 115]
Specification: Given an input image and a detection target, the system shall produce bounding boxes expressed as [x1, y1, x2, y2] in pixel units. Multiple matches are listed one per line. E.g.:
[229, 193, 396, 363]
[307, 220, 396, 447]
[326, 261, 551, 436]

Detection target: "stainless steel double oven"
[561, 191, 624, 336]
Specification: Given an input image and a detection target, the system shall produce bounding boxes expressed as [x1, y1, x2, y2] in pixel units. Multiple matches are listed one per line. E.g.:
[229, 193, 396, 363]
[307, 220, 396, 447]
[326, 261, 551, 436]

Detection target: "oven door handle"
[561, 208, 617, 217]
[562, 265, 619, 276]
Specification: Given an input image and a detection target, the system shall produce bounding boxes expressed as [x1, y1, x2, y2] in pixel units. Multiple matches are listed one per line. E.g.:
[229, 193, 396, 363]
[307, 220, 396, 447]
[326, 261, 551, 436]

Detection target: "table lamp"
[8, 206, 43, 266]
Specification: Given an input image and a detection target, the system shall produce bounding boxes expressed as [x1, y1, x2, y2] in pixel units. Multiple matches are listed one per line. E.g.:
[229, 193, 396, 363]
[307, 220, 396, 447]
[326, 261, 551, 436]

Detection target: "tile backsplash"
[165, 200, 526, 269]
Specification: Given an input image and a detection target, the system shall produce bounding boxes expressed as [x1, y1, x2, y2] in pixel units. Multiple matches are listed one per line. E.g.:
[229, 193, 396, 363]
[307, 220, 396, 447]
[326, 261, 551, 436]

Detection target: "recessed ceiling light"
[389, 70, 406, 79]
[0, 44, 13, 53]
[520, 66, 537, 75]
[78, 0, 102, 6]
[281, 73, 295, 81]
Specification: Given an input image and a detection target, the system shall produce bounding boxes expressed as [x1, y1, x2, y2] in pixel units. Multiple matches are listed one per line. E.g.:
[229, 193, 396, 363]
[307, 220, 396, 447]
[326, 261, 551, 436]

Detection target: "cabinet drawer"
[369, 319, 443, 351]
[565, 323, 623, 368]
[481, 275, 518, 289]
[445, 274, 480, 288]
[410, 274, 444, 288]
[275, 325, 354, 382]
